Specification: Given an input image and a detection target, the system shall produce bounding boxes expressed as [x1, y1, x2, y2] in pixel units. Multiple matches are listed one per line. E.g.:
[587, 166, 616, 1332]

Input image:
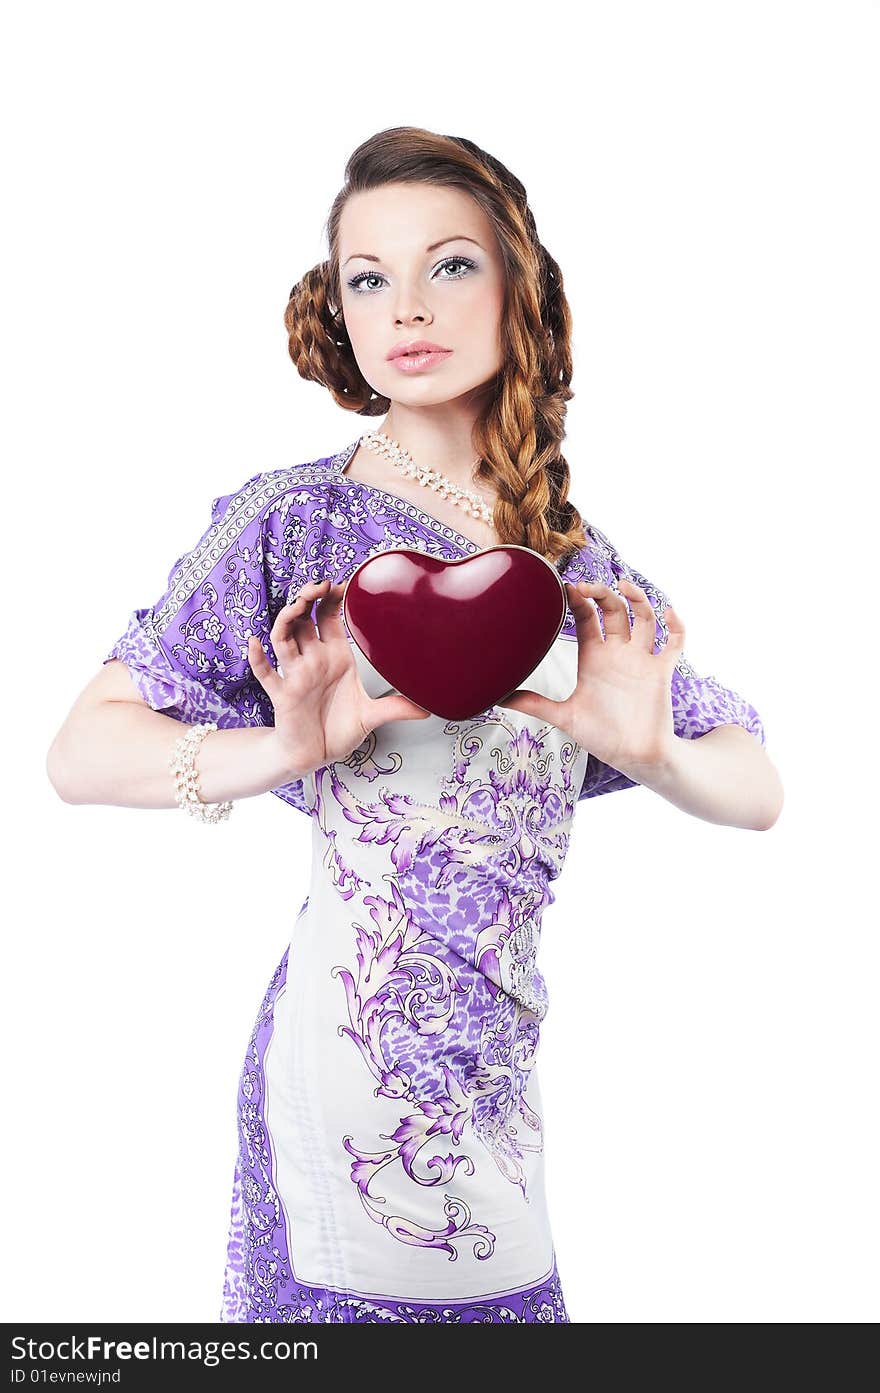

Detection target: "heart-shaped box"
[342, 545, 567, 721]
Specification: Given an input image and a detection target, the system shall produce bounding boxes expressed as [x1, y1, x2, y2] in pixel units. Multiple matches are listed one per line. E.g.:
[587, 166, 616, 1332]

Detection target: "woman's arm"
[543, 520, 778, 825]
[46, 662, 302, 808]
[613, 722, 783, 830]
[50, 573, 428, 814]
[60, 468, 319, 818]
[498, 570, 782, 833]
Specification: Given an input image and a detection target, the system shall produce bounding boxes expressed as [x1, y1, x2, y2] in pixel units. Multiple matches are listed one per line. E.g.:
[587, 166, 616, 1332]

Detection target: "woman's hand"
[497, 579, 686, 780]
[247, 578, 431, 779]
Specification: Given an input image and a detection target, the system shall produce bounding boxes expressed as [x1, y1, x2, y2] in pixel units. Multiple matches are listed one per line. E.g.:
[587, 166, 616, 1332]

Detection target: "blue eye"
[346, 255, 478, 294]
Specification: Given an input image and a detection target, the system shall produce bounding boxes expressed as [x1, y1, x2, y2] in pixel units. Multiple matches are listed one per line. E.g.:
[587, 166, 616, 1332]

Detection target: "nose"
[391, 286, 432, 326]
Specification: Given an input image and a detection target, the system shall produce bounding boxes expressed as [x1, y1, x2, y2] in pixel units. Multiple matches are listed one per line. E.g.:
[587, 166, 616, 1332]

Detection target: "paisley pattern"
[104, 437, 767, 1324]
[220, 928, 566, 1323]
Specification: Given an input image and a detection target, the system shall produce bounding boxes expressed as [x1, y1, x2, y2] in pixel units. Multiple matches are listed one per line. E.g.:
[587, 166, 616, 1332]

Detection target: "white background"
[3, 1, 877, 1323]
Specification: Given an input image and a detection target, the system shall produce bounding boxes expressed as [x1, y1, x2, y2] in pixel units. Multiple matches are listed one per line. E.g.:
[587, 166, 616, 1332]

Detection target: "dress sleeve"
[102, 471, 315, 816]
[572, 522, 767, 801]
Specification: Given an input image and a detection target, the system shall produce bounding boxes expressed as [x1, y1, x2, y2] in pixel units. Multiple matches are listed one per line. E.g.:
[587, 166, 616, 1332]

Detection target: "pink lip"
[391, 349, 453, 373]
[386, 340, 452, 361]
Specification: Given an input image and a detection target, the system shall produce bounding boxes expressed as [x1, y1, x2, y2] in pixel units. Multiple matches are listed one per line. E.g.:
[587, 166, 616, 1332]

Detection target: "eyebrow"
[342, 236, 484, 269]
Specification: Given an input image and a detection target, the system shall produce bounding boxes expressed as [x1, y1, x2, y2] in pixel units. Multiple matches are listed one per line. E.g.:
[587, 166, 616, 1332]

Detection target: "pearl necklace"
[359, 430, 495, 523]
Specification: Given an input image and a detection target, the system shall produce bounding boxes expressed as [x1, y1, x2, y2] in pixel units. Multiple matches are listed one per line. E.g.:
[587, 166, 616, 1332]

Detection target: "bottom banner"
[3, 1321, 569, 1385]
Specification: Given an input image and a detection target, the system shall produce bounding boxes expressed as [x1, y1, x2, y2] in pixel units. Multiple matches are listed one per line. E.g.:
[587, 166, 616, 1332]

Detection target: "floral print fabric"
[103, 439, 766, 1323]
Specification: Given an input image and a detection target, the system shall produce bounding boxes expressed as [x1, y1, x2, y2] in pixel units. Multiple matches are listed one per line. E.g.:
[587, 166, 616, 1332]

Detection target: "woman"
[48, 126, 783, 1324]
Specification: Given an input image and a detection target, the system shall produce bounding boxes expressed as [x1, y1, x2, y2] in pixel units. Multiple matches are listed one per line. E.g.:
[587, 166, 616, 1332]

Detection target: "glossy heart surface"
[342, 545, 567, 721]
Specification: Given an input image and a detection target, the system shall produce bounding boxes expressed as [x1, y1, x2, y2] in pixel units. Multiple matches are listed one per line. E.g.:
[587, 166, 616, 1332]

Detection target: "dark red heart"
[342, 545, 567, 721]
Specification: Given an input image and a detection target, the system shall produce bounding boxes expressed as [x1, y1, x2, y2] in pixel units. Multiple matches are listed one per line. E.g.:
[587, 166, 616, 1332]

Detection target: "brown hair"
[284, 126, 589, 566]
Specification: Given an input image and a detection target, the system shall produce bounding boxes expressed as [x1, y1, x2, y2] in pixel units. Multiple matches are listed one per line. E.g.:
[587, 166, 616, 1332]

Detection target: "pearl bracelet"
[170, 721, 234, 823]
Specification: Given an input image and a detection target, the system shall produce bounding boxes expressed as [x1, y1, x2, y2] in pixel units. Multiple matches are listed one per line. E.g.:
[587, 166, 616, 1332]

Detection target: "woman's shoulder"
[562, 516, 671, 607]
[207, 446, 347, 527]
[558, 518, 612, 582]
[564, 517, 626, 574]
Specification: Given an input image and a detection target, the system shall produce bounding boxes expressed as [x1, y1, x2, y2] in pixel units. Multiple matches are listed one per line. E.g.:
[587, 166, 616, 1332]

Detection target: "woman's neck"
[378, 416, 480, 492]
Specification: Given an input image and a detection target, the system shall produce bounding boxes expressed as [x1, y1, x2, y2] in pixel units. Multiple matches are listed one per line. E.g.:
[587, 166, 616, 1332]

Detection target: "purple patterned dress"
[103, 436, 766, 1324]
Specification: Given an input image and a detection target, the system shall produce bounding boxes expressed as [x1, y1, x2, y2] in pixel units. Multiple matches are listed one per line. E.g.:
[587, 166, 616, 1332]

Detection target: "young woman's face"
[338, 182, 506, 409]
